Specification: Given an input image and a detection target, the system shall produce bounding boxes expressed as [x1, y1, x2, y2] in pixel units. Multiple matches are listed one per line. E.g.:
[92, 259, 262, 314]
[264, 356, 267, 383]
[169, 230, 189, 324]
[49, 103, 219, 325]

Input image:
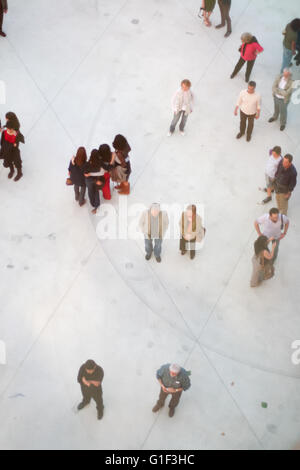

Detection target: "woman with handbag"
[231, 33, 264, 83]
[111, 134, 131, 195]
[68, 147, 87, 207]
[250, 235, 277, 288]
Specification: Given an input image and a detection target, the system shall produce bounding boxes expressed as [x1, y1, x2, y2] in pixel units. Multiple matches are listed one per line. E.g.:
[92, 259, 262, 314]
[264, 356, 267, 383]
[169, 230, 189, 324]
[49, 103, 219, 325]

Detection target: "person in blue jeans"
[139, 203, 169, 263]
[294, 31, 300, 65]
[281, 19, 300, 73]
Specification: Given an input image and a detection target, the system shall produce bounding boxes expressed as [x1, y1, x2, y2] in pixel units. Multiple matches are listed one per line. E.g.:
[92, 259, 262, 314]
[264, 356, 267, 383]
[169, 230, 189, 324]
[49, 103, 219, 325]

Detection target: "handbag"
[110, 165, 127, 183]
[66, 177, 73, 186]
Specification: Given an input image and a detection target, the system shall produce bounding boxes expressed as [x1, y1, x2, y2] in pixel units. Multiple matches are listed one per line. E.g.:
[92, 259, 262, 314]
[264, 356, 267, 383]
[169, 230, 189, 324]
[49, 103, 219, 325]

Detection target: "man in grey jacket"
[0, 0, 8, 37]
[268, 69, 294, 131]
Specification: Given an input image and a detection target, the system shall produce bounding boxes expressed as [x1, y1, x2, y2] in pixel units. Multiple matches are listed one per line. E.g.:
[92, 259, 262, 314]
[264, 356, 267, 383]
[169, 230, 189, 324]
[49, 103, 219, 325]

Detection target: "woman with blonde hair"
[231, 32, 264, 82]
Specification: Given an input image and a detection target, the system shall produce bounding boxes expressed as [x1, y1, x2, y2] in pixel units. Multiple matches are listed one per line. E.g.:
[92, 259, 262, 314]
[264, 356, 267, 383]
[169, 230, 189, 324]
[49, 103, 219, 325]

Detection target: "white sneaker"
[180, 131, 185, 136]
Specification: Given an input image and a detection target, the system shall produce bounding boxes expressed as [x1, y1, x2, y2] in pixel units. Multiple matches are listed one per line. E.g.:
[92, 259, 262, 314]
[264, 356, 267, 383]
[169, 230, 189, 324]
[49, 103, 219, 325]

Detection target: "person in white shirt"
[262, 146, 282, 204]
[254, 207, 289, 261]
[269, 69, 294, 131]
[168, 79, 194, 137]
[234, 81, 261, 142]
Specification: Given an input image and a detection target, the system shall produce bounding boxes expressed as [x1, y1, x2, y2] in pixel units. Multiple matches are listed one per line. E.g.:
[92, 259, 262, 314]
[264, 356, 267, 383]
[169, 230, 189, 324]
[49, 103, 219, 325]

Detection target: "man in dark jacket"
[274, 154, 297, 215]
[77, 360, 104, 420]
[152, 363, 191, 417]
[215, 0, 232, 37]
[0, 0, 8, 37]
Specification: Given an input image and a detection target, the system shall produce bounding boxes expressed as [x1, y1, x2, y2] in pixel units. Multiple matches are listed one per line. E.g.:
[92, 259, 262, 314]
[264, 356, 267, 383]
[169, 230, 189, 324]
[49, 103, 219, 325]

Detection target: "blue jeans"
[170, 111, 188, 133]
[86, 178, 100, 209]
[281, 46, 293, 73]
[145, 238, 162, 258]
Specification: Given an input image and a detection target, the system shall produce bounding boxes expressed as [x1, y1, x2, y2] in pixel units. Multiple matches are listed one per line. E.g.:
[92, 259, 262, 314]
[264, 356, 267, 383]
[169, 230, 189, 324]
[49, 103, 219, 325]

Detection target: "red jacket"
[240, 37, 264, 61]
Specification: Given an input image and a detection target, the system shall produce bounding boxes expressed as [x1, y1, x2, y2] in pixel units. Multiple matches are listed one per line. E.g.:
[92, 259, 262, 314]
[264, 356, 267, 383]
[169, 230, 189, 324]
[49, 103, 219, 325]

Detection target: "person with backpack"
[152, 363, 191, 418]
[230, 32, 264, 83]
[254, 207, 289, 262]
[250, 236, 277, 288]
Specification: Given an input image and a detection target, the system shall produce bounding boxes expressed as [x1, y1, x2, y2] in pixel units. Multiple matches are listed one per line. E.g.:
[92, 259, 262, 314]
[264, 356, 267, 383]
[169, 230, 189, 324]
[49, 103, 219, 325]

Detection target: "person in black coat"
[68, 147, 87, 206]
[0, 120, 25, 181]
[77, 360, 104, 421]
[0, 0, 8, 38]
[84, 149, 105, 214]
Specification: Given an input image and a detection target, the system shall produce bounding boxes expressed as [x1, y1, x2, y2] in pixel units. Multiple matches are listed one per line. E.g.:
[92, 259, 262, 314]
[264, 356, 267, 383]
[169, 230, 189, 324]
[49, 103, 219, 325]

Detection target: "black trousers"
[218, 0, 232, 32]
[81, 384, 104, 412]
[232, 58, 256, 82]
[0, 3, 3, 32]
[240, 110, 256, 138]
[180, 237, 196, 258]
[157, 388, 182, 409]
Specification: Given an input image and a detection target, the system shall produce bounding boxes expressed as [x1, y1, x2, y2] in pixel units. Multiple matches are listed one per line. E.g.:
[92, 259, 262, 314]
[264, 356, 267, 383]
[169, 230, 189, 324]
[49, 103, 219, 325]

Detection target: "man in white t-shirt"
[269, 69, 293, 131]
[254, 207, 289, 261]
[262, 146, 282, 204]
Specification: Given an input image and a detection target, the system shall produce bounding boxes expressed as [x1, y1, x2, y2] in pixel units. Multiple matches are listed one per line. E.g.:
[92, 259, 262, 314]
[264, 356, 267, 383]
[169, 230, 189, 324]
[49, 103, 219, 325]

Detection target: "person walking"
[250, 236, 277, 288]
[152, 363, 191, 418]
[179, 205, 205, 260]
[68, 147, 87, 207]
[281, 19, 300, 73]
[215, 0, 232, 37]
[235, 81, 261, 142]
[254, 208, 289, 262]
[168, 79, 194, 137]
[0, 0, 8, 37]
[139, 203, 169, 263]
[0, 120, 25, 181]
[268, 69, 294, 131]
[261, 146, 282, 204]
[230, 33, 264, 83]
[77, 360, 104, 421]
[274, 154, 297, 215]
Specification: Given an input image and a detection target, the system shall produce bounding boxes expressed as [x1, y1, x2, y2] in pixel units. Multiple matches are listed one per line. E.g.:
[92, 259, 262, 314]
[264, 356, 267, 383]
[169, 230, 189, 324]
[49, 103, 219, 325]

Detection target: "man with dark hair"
[152, 363, 191, 418]
[235, 81, 261, 142]
[77, 360, 104, 420]
[274, 154, 297, 215]
[215, 0, 232, 37]
[0, 0, 8, 37]
[281, 19, 300, 73]
[254, 208, 289, 261]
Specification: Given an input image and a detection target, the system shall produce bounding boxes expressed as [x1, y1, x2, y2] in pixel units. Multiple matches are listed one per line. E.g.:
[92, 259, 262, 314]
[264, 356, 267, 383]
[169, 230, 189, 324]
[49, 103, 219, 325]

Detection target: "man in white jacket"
[168, 79, 194, 137]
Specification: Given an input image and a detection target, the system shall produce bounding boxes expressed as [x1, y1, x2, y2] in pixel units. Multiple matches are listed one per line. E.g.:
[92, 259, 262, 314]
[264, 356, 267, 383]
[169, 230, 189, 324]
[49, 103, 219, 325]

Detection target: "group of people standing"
[67, 135, 131, 214]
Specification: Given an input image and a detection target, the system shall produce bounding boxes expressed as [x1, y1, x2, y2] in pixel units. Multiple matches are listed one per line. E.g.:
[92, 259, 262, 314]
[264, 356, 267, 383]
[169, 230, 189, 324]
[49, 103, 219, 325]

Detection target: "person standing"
[0, 120, 25, 181]
[235, 81, 261, 142]
[0, 0, 8, 38]
[77, 360, 104, 421]
[111, 135, 131, 196]
[202, 0, 216, 27]
[179, 205, 205, 260]
[281, 19, 300, 73]
[250, 236, 277, 288]
[215, 0, 232, 37]
[168, 80, 194, 137]
[230, 33, 264, 83]
[268, 69, 294, 131]
[84, 149, 104, 214]
[261, 146, 282, 205]
[274, 154, 297, 215]
[254, 208, 289, 262]
[152, 364, 191, 418]
[139, 203, 169, 263]
[68, 147, 87, 207]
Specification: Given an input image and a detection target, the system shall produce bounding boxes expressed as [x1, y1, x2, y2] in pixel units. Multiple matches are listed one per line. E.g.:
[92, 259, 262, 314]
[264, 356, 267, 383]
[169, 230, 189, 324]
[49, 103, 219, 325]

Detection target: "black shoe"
[145, 254, 152, 261]
[190, 252, 196, 260]
[268, 117, 276, 123]
[152, 403, 163, 413]
[224, 31, 232, 37]
[0, 31, 6, 37]
[181, 250, 187, 256]
[236, 133, 244, 139]
[77, 401, 89, 411]
[97, 409, 104, 420]
[230, 73, 235, 79]
[246, 135, 251, 142]
[280, 125, 285, 131]
[14, 172, 23, 182]
[169, 408, 175, 418]
[8, 169, 15, 179]
[215, 23, 225, 29]
[262, 196, 272, 204]
[156, 256, 162, 263]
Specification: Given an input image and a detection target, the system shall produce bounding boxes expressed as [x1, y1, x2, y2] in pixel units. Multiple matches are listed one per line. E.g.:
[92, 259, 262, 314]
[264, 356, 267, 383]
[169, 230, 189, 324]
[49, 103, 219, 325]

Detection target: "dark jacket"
[1, 0, 8, 10]
[68, 160, 86, 186]
[156, 364, 191, 391]
[275, 161, 297, 193]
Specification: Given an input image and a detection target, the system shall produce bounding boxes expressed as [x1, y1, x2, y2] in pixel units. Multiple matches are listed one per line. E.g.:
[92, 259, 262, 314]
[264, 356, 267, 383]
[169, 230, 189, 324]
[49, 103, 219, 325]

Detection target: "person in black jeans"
[84, 149, 105, 214]
[68, 147, 87, 207]
[0, 0, 8, 37]
[215, 0, 232, 37]
[77, 360, 104, 420]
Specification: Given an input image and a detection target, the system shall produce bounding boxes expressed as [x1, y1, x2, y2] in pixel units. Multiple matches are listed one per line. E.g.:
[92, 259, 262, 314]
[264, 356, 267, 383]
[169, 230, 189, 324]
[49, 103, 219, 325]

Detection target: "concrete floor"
[0, 0, 300, 450]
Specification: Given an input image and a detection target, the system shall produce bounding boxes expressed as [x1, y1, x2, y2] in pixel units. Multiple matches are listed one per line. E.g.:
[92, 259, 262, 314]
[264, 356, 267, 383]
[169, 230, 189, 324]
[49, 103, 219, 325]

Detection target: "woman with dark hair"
[281, 19, 300, 72]
[84, 149, 105, 214]
[111, 134, 131, 195]
[231, 33, 264, 82]
[98, 144, 113, 200]
[68, 147, 87, 207]
[0, 119, 25, 181]
[250, 235, 277, 288]
[179, 205, 205, 260]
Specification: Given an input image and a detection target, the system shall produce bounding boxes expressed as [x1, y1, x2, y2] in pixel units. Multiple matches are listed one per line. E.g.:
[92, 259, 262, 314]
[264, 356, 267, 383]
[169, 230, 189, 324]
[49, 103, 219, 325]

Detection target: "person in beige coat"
[179, 205, 205, 260]
[268, 69, 294, 131]
[139, 204, 169, 263]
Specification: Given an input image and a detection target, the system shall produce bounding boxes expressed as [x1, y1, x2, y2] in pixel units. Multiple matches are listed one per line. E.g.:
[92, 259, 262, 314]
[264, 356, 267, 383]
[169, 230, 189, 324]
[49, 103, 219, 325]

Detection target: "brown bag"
[110, 166, 127, 183]
[66, 178, 73, 186]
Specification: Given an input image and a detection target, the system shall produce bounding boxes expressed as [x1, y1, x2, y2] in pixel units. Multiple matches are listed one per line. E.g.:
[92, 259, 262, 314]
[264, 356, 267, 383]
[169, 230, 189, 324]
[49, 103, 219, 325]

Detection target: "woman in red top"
[231, 32, 264, 83]
[0, 120, 25, 181]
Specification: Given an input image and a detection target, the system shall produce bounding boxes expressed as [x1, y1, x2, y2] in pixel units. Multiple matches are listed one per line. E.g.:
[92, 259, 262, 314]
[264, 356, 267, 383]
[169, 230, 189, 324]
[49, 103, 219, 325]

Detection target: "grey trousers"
[170, 111, 188, 133]
[272, 96, 288, 126]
